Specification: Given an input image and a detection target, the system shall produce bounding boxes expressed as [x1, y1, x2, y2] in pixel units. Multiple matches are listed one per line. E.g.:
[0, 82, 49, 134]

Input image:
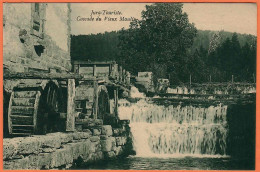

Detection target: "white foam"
[118, 100, 228, 157]
[130, 86, 146, 98]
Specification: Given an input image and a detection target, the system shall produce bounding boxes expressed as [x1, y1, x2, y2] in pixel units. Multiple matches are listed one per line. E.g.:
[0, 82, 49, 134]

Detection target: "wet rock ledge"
[3, 120, 133, 170]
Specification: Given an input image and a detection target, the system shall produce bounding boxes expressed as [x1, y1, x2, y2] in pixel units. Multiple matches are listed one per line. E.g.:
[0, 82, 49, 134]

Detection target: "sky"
[71, 3, 257, 36]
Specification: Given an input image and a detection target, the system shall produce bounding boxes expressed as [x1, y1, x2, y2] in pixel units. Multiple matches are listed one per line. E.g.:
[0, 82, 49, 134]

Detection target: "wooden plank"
[73, 60, 115, 65]
[75, 86, 94, 101]
[93, 81, 98, 119]
[93, 64, 97, 76]
[12, 98, 35, 106]
[17, 82, 42, 88]
[114, 88, 118, 117]
[8, 92, 14, 134]
[10, 116, 34, 125]
[12, 129, 34, 133]
[119, 66, 123, 82]
[14, 91, 37, 98]
[33, 91, 41, 132]
[66, 79, 76, 131]
[4, 71, 82, 79]
[11, 106, 34, 115]
[11, 133, 31, 135]
[12, 125, 34, 127]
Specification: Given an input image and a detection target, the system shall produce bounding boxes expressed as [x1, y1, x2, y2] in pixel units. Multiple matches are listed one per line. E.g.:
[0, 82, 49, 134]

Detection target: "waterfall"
[118, 99, 228, 157]
[130, 86, 146, 98]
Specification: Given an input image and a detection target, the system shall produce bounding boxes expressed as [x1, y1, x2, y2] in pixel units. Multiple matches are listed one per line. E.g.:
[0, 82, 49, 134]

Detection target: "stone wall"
[3, 120, 132, 170]
[3, 3, 71, 74]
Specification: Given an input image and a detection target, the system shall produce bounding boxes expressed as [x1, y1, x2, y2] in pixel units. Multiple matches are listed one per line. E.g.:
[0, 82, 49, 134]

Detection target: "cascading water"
[118, 98, 228, 157]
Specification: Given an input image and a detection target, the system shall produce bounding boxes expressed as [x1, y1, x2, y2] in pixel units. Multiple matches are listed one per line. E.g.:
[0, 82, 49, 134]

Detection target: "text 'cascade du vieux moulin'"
[77, 10, 136, 22]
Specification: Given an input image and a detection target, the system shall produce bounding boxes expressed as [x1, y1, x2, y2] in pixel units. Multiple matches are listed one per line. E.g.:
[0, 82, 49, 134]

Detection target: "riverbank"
[3, 120, 133, 170]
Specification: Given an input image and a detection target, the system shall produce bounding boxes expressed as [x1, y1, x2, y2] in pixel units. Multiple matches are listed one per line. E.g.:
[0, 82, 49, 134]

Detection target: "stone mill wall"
[3, 3, 71, 73]
[3, 120, 132, 170]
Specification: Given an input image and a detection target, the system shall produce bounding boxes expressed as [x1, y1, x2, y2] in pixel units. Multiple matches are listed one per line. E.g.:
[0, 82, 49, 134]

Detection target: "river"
[83, 156, 254, 170]
[82, 88, 255, 170]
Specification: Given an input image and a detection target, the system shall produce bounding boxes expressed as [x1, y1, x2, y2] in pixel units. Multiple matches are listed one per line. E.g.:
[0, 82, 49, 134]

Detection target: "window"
[31, 3, 45, 38]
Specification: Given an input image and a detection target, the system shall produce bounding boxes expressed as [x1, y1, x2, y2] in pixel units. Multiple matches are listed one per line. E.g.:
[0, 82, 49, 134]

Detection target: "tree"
[118, 3, 197, 84]
[206, 32, 256, 82]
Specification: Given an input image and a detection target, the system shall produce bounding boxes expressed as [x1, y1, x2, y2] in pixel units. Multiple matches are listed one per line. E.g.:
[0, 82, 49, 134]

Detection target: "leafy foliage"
[118, 3, 197, 84]
[70, 3, 256, 84]
[207, 33, 256, 82]
[71, 31, 119, 62]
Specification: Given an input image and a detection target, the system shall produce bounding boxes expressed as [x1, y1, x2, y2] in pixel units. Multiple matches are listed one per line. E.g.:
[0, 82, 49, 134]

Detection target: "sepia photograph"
[2, 1, 257, 170]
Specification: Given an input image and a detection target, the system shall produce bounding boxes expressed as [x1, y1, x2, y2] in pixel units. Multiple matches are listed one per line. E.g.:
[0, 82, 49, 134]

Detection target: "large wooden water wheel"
[4, 89, 10, 137]
[8, 81, 63, 136]
[38, 81, 64, 133]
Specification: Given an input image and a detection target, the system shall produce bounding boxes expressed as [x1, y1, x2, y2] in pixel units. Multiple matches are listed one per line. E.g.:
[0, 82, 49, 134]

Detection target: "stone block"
[42, 148, 56, 153]
[115, 137, 127, 146]
[27, 154, 42, 169]
[113, 128, 124, 136]
[114, 146, 123, 156]
[67, 143, 81, 159]
[81, 132, 92, 139]
[91, 141, 102, 153]
[89, 142, 97, 153]
[100, 135, 109, 140]
[12, 155, 24, 159]
[92, 128, 101, 136]
[3, 139, 16, 160]
[37, 153, 52, 169]
[76, 118, 102, 129]
[101, 125, 113, 136]
[100, 137, 116, 152]
[66, 140, 91, 160]
[71, 132, 91, 140]
[49, 146, 74, 168]
[93, 151, 104, 161]
[4, 154, 41, 170]
[4, 157, 30, 170]
[16, 137, 42, 155]
[104, 151, 116, 159]
[56, 132, 74, 143]
[85, 151, 103, 163]
[82, 129, 92, 135]
[75, 124, 83, 131]
[118, 120, 130, 126]
[80, 141, 93, 160]
[34, 135, 62, 148]
[83, 122, 96, 128]
[93, 119, 103, 126]
[95, 143, 102, 152]
[90, 136, 100, 142]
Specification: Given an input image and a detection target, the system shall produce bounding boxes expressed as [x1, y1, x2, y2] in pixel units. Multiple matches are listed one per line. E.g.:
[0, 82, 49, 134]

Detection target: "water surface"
[84, 156, 254, 170]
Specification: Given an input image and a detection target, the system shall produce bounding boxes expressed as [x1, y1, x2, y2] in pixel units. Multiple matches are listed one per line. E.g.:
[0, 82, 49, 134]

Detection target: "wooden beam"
[66, 79, 76, 131]
[93, 65, 96, 77]
[73, 60, 116, 65]
[93, 81, 98, 119]
[4, 71, 82, 80]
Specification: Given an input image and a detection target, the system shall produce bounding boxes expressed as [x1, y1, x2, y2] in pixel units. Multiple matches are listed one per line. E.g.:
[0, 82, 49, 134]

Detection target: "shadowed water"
[83, 156, 254, 170]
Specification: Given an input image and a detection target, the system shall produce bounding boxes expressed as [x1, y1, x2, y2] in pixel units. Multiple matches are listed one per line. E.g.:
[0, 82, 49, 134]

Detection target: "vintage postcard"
[1, 1, 258, 171]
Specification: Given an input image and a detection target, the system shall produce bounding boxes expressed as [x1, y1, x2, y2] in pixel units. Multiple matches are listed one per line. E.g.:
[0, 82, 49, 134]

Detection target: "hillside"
[191, 30, 256, 53]
[71, 30, 256, 62]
